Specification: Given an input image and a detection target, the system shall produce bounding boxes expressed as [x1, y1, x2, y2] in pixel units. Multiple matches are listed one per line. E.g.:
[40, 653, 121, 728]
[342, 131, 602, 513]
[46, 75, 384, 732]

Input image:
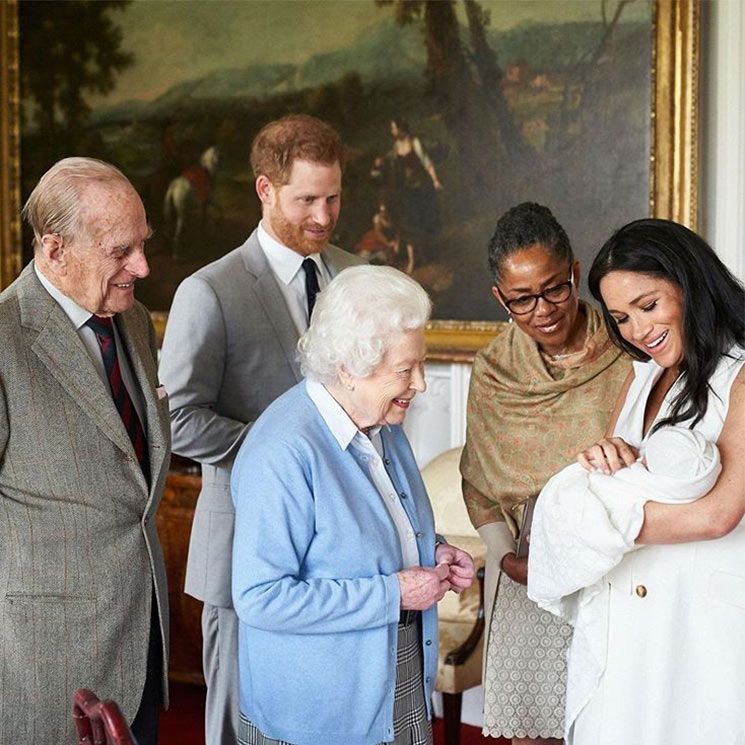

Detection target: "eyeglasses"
[497, 267, 575, 315]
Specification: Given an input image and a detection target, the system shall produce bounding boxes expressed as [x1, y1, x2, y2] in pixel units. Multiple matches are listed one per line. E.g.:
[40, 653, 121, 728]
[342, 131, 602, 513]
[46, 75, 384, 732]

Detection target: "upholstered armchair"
[421, 447, 486, 745]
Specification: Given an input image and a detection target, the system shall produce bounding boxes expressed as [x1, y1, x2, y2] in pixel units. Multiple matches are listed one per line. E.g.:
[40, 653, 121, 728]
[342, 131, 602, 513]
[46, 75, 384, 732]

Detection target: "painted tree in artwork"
[377, 0, 633, 212]
[376, 0, 509, 212]
[19, 0, 133, 135]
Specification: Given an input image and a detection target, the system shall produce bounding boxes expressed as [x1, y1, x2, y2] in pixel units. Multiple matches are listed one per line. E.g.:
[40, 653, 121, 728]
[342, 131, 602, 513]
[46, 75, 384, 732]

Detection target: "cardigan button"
[399, 491, 407, 499]
[426, 639, 432, 646]
[635, 585, 648, 598]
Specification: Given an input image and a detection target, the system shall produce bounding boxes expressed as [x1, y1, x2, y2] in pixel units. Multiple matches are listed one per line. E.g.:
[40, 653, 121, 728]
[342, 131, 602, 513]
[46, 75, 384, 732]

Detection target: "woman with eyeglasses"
[460, 202, 631, 744]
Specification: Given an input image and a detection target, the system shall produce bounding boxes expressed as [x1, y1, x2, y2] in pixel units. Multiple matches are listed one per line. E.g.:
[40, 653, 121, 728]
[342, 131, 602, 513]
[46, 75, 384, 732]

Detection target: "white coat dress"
[567, 347, 745, 745]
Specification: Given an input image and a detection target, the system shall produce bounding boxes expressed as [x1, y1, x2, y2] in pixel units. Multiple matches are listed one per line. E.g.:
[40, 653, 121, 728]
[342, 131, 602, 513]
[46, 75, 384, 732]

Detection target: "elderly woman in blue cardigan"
[231, 265, 475, 745]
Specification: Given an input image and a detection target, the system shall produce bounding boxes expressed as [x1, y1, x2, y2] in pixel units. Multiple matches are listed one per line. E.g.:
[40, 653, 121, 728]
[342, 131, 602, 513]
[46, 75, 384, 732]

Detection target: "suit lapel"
[116, 311, 169, 496]
[23, 285, 135, 461]
[18, 267, 159, 493]
[322, 244, 362, 277]
[239, 233, 360, 382]
[241, 234, 303, 381]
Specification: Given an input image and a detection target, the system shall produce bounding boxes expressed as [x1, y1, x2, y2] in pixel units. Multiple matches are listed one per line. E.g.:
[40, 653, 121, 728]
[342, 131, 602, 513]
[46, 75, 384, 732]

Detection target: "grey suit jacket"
[159, 229, 363, 607]
[0, 264, 171, 743]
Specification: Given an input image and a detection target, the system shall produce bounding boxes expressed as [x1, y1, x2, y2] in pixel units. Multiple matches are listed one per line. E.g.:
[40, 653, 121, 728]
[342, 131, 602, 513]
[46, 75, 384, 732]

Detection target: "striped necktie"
[85, 315, 150, 482]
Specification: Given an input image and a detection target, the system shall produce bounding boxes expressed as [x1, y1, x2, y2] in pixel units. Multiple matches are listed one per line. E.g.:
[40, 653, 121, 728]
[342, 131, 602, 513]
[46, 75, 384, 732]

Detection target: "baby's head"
[643, 426, 716, 479]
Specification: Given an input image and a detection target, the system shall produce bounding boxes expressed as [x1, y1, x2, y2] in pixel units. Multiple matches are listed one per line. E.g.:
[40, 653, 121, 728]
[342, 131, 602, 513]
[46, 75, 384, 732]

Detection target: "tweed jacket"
[159, 229, 363, 607]
[0, 264, 171, 743]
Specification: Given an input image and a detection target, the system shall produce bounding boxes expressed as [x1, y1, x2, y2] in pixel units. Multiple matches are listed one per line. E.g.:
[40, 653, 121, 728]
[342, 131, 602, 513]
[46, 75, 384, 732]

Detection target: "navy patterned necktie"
[85, 315, 150, 482]
[302, 258, 320, 321]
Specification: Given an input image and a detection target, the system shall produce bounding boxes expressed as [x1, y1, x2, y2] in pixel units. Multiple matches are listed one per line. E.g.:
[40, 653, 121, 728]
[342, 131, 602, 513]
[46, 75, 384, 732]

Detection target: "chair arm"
[72, 688, 138, 745]
[443, 566, 485, 666]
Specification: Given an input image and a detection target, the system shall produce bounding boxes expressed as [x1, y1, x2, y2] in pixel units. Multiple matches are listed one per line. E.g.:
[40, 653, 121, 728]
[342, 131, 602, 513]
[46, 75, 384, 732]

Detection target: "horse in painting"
[163, 145, 221, 257]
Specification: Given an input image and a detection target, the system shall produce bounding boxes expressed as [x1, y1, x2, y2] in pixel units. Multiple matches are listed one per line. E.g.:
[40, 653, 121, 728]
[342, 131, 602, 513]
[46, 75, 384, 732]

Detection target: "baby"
[527, 425, 721, 616]
[639, 426, 718, 499]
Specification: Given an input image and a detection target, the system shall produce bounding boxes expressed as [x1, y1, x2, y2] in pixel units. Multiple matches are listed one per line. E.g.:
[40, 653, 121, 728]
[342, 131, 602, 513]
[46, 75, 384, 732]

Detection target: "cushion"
[437, 535, 486, 623]
[436, 620, 484, 693]
[421, 447, 479, 538]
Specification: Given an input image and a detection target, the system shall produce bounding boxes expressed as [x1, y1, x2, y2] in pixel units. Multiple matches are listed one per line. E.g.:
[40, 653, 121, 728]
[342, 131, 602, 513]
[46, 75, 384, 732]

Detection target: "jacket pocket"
[5, 592, 96, 602]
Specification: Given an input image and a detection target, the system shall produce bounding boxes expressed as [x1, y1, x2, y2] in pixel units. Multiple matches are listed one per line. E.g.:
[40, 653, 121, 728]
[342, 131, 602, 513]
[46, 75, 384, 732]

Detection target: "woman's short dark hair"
[589, 218, 745, 431]
[488, 202, 574, 283]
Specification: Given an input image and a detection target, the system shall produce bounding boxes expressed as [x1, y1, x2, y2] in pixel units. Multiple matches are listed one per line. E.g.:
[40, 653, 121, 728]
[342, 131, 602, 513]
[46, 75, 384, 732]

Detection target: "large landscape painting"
[16, 0, 659, 329]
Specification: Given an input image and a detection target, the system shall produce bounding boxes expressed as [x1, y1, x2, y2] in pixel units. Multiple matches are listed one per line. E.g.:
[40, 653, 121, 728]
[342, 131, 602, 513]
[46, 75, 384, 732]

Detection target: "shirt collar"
[258, 221, 324, 286]
[34, 262, 94, 330]
[306, 379, 382, 451]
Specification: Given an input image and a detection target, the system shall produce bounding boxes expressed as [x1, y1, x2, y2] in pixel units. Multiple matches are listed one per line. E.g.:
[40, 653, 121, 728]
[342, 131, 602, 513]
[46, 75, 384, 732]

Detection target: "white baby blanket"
[527, 426, 721, 620]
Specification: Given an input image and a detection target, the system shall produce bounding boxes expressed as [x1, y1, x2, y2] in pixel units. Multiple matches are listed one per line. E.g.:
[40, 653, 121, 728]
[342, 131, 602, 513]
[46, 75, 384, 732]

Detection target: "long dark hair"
[589, 218, 745, 430]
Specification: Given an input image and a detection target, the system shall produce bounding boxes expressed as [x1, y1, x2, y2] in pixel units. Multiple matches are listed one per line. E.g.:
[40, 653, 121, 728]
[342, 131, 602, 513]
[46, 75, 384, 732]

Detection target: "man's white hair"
[298, 265, 432, 384]
[22, 156, 134, 251]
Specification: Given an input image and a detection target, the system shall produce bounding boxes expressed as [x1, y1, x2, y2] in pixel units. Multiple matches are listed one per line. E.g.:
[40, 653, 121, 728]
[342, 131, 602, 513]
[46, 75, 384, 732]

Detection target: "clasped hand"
[398, 544, 475, 610]
[577, 436, 639, 475]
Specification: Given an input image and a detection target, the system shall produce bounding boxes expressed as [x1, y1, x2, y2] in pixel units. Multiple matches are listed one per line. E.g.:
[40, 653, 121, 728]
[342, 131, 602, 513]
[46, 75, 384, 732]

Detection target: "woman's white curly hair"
[298, 265, 432, 384]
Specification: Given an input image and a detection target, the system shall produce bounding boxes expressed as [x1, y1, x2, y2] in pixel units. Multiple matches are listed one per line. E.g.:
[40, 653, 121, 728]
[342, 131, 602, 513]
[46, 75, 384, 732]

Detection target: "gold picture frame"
[0, 0, 698, 360]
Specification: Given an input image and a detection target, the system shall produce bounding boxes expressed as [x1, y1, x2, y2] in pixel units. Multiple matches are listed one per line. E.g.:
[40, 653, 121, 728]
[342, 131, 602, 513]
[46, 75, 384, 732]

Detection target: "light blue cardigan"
[231, 381, 439, 745]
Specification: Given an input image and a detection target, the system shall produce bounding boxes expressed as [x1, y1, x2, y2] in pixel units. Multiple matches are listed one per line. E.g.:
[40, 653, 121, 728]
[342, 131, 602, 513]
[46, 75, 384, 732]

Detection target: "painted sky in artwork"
[90, 0, 651, 106]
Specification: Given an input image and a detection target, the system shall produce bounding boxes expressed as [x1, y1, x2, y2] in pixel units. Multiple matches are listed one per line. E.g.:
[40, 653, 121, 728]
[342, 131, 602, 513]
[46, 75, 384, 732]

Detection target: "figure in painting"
[353, 202, 415, 274]
[163, 145, 221, 258]
[372, 119, 443, 266]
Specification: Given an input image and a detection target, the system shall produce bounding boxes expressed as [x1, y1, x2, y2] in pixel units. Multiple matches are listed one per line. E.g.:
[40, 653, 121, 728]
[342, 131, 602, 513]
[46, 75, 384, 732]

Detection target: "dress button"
[399, 491, 407, 499]
[635, 585, 648, 598]
[384, 458, 391, 465]
[416, 531, 424, 538]
[426, 639, 432, 646]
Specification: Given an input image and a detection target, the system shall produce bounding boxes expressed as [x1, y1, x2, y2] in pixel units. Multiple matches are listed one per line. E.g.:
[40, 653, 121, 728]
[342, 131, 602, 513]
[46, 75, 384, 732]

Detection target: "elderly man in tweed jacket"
[0, 157, 170, 744]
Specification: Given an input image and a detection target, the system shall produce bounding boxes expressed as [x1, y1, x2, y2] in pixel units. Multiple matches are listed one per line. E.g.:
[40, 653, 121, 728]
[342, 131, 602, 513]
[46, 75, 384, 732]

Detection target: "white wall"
[412, 2, 744, 727]
[402, 363, 470, 468]
[701, 0, 745, 283]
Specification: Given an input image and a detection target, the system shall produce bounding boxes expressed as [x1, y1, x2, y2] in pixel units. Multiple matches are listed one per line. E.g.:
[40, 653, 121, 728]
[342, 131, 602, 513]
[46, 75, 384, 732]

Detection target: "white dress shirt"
[258, 222, 331, 335]
[34, 263, 146, 424]
[306, 379, 419, 569]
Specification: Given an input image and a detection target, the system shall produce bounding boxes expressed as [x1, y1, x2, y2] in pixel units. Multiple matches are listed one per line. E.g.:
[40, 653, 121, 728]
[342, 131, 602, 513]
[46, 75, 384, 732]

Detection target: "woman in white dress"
[567, 218, 745, 745]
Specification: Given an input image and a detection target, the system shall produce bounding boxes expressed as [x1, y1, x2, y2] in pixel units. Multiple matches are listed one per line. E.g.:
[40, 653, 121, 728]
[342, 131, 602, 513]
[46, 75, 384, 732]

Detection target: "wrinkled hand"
[500, 552, 528, 586]
[398, 563, 451, 611]
[435, 543, 475, 594]
[577, 436, 639, 475]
